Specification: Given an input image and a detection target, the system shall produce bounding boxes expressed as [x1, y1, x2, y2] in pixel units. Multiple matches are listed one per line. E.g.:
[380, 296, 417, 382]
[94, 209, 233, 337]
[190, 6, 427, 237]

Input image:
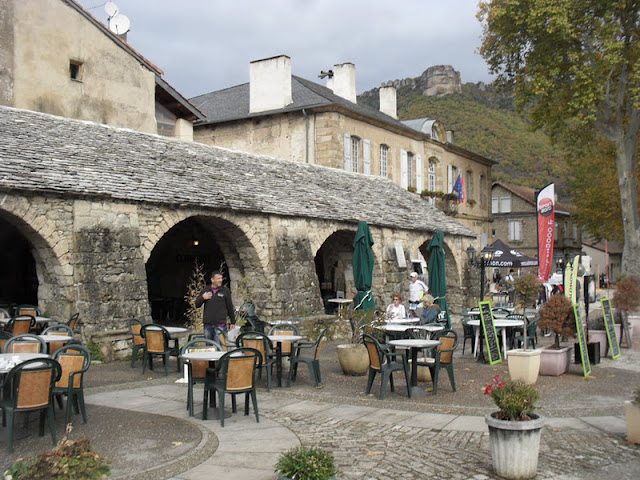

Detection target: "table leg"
[276, 344, 283, 388]
[502, 329, 508, 358]
[474, 329, 480, 357]
[408, 347, 428, 397]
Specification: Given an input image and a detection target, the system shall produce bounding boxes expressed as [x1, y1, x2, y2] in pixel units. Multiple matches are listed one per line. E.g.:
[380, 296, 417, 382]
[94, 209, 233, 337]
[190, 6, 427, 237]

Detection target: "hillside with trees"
[358, 82, 570, 196]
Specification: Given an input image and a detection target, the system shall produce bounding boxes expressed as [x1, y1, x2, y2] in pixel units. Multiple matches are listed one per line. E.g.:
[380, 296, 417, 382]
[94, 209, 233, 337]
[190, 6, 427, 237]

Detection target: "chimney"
[446, 130, 454, 143]
[249, 55, 293, 114]
[329, 63, 356, 103]
[379, 86, 397, 119]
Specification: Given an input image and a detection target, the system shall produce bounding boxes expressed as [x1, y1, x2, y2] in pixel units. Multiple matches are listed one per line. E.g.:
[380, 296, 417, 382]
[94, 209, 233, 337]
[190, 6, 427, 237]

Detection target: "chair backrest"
[0, 331, 12, 352]
[0, 308, 9, 319]
[236, 332, 272, 365]
[141, 325, 170, 353]
[128, 319, 145, 346]
[362, 334, 383, 370]
[17, 304, 40, 317]
[219, 347, 261, 391]
[7, 315, 35, 335]
[6, 358, 61, 410]
[4, 334, 46, 353]
[435, 329, 458, 364]
[54, 344, 91, 389]
[181, 339, 220, 380]
[43, 324, 74, 336]
[67, 313, 80, 330]
[311, 328, 327, 361]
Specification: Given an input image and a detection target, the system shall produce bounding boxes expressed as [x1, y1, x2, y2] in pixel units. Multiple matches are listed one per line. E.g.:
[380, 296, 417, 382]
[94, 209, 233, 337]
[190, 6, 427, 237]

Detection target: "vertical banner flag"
[452, 174, 465, 204]
[537, 183, 555, 281]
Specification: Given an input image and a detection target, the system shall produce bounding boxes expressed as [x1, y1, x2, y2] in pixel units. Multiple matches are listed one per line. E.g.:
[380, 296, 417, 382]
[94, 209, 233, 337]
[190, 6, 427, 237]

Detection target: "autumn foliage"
[538, 294, 575, 349]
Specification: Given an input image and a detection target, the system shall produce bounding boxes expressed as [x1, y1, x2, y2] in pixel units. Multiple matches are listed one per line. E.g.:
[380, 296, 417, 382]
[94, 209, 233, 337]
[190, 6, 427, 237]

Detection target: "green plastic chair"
[417, 329, 458, 396]
[0, 358, 61, 452]
[140, 325, 180, 376]
[202, 347, 261, 427]
[4, 333, 46, 353]
[128, 319, 145, 368]
[66, 313, 80, 331]
[181, 338, 220, 417]
[288, 328, 326, 387]
[4, 315, 36, 335]
[53, 344, 91, 425]
[362, 334, 411, 400]
[235, 331, 276, 391]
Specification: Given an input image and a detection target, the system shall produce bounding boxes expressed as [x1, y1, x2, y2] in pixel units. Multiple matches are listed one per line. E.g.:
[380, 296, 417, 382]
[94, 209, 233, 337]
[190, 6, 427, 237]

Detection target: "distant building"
[583, 239, 622, 286]
[190, 55, 496, 247]
[491, 182, 583, 270]
[0, 0, 204, 139]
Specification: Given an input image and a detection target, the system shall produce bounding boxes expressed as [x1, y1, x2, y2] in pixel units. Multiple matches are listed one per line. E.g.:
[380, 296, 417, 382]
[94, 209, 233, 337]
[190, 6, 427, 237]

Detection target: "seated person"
[418, 295, 442, 325]
[385, 295, 406, 319]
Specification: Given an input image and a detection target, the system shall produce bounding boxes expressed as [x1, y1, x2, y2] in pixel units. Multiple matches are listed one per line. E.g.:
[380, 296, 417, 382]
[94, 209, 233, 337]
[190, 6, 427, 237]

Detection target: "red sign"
[537, 184, 555, 282]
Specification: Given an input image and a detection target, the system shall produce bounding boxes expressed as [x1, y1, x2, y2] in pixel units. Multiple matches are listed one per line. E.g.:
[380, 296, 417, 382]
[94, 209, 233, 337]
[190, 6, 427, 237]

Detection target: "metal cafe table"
[267, 334, 303, 387]
[467, 318, 524, 359]
[388, 338, 441, 397]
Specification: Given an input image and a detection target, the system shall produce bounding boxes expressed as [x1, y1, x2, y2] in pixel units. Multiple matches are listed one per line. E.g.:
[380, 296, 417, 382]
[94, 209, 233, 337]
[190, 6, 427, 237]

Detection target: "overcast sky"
[78, 0, 492, 99]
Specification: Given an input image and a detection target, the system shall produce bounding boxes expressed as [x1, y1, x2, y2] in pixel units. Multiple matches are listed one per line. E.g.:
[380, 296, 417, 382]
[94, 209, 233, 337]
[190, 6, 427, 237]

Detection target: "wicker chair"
[289, 328, 326, 387]
[202, 347, 261, 427]
[53, 344, 91, 425]
[140, 325, 180, 376]
[180, 339, 220, 417]
[5, 315, 36, 335]
[128, 319, 145, 368]
[362, 334, 411, 400]
[0, 358, 61, 452]
[4, 333, 46, 353]
[16, 304, 41, 318]
[42, 324, 74, 355]
[235, 332, 276, 391]
[416, 329, 458, 396]
[268, 324, 300, 358]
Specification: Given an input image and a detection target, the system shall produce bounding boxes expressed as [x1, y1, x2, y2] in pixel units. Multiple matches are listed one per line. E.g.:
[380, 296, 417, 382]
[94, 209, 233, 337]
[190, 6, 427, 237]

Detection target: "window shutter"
[447, 165, 454, 192]
[363, 139, 371, 175]
[415, 154, 423, 192]
[343, 133, 351, 171]
[400, 149, 408, 188]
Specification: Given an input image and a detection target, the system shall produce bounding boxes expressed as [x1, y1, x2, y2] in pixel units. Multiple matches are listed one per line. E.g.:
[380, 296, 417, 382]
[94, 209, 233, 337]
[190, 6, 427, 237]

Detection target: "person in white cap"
[408, 272, 429, 316]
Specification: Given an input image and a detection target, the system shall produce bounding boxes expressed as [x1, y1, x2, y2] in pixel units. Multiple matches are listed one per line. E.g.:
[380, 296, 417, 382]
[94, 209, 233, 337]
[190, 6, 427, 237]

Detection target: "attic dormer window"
[69, 60, 83, 81]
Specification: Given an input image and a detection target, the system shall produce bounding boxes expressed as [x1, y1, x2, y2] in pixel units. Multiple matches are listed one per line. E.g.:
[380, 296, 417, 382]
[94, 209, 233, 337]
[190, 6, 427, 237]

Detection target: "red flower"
[492, 374, 500, 383]
[496, 382, 503, 388]
[484, 385, 494, 395]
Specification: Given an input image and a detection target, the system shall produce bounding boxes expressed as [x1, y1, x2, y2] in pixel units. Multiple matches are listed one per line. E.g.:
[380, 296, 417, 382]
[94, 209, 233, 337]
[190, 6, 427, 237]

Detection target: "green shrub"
[274, 446, 336, 480]
[485, 375, 540, 421]
[85, 342, 103, 362]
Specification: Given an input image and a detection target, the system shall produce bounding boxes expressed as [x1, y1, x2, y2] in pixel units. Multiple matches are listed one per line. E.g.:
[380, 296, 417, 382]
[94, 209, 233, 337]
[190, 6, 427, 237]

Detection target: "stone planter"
[336, 344, 368, 376]
[588, 330, 608, 358]
[628, 315, 640, 335]
[539, 346, 571, 376]
[417, 365, 432, 382]
[620, 323, 634, 347]
[626, 400, 640, 444]
[506, 349, 541, 384]
[485, 412, 545, 479]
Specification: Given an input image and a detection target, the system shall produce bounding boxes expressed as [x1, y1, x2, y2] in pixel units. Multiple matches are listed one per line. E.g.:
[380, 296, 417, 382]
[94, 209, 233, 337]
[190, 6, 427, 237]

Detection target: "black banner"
[479, 301, 502, 365]
[601, 298, 621, 358]
[574, 303, 591, 377]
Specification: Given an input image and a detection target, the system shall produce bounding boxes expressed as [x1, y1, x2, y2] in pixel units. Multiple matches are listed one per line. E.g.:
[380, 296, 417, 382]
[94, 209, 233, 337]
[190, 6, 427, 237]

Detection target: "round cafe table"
[388, 338, 441, 397]
[385, 317, 421, 324]
[467, 319, 524, 359]
[0, 353, 50, 374]
[267, 334, 303, 387]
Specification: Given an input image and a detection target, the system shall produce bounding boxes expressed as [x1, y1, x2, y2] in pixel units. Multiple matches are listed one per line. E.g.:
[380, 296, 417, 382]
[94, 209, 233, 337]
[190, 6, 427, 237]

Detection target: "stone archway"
[314, 229, 358, 314]
[418, 235, 462, 313]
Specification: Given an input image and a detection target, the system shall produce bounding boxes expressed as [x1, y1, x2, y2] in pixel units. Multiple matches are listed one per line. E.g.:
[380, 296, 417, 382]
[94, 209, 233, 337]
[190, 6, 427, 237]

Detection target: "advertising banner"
[537, 183, 555, 281]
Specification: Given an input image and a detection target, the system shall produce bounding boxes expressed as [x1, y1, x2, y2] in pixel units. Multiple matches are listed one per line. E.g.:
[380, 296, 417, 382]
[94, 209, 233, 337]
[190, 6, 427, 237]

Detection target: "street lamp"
[467, 245, 496, 301]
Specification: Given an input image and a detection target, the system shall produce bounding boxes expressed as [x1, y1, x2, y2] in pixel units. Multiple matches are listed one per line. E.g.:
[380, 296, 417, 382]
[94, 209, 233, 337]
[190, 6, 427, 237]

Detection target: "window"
[407, 152, 414, 187]
[350, 137, 360, 173]
[480, 175, 486, 206]
[69, 60, 83, 81]
[362, 139, 371, 175]
[447, 165, 459, 193]
[380, 145, 389, 178]
[509, 220, 522, 241]
[466, 170, 474, 201]
[415, 154, 423, 191]
[491, 195, 512, 213]
[428, 159, 436, 191]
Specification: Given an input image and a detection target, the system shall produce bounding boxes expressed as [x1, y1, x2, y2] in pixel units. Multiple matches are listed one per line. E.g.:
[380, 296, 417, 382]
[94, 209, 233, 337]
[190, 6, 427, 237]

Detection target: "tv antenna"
[105, 2, 130, 36]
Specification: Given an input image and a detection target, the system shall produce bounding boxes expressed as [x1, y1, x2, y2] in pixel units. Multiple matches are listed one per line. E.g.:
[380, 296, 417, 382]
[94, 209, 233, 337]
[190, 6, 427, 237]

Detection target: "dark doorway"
[315, 230, 356, 314]
[145, 217, 226, 324]
[0, 218, 38, 311]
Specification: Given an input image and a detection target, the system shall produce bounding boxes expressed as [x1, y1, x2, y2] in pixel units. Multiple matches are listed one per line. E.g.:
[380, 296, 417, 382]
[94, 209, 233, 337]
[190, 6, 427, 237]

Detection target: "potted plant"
[587, 315, 609, 359]
[613, 275, 640, 347]
[484, 375, 544, 479]
[507, 273, 542, 384]
[537, 293, 576, 376]
[274, 445, 337, 480]
[626, 388, 640, 444]
[336, 308, 382, 376]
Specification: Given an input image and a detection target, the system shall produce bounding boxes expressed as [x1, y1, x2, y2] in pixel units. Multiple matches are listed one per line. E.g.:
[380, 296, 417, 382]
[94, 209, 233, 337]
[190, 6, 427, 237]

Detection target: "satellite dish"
[104, 1, 119, 17]
[108, 13, 130, 35]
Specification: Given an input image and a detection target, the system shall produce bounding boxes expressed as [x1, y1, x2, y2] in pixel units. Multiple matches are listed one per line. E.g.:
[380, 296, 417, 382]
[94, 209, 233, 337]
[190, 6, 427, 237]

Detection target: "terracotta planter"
[485, 413, 545, 479]
[336, 344, 368, 376]
[626, 400, 640, 444]
[507, 349, 541, 384]
[539, 346, 571, 376]
[588, 330, 608, 358]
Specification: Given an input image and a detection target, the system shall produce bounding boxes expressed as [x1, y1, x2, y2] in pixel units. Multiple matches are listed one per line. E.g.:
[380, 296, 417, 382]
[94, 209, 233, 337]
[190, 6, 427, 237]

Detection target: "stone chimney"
[328, 63, 356, 103]
[249, 55, 293, 114]
[379, 86, 397, 119]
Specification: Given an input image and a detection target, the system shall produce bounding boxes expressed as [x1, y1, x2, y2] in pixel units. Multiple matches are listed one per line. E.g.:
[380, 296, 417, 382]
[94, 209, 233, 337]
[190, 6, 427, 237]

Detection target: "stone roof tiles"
[0, 106, 476, 238]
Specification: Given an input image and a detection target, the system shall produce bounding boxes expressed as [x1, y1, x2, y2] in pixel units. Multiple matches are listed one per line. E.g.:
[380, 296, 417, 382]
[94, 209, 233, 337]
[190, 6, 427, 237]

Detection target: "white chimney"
[379, 86, 397, 119]
[446, 130, 454, 143]
[249, 55, 293, 114]
[329, 63, 356, 103]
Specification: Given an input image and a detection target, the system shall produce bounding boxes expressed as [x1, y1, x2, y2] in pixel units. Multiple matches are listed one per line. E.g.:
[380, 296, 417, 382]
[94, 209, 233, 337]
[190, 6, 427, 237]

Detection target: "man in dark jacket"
[195, 271, 235, 340]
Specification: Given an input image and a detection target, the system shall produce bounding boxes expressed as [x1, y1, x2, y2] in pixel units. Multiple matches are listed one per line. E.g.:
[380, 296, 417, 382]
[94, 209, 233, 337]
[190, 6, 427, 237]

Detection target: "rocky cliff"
[362, 65, 462, 101]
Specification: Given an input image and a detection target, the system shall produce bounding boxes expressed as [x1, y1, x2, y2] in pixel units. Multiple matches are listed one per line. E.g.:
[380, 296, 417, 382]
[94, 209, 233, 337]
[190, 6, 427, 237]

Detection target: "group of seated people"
[385, 294, 442, 325]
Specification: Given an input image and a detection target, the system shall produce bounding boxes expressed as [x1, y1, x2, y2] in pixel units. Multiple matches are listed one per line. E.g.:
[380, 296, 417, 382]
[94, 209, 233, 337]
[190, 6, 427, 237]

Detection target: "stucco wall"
[9, 0, 157, 133]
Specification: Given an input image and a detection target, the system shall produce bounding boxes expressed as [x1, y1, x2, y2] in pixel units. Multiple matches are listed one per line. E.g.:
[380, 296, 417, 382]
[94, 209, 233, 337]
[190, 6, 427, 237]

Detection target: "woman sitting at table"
[385, 295, 406, 319]
[418, 295, 441, 325]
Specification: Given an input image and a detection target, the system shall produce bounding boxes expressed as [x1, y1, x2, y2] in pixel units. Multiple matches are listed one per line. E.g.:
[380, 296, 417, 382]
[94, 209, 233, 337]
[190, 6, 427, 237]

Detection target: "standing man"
[408, 272, 429, 316]
[195, 271, 235, 340]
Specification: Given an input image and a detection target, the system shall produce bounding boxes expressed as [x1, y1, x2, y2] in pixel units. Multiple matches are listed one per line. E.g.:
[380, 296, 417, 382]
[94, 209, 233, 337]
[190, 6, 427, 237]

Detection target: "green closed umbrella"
[352, 221, 375, 312]
[428, 229, 450, 328]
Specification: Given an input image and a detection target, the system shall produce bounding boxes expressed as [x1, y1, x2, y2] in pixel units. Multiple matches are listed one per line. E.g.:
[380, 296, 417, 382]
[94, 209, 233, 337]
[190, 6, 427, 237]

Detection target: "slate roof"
[0, 106, 476, 238]
[191, 76, 418, 133]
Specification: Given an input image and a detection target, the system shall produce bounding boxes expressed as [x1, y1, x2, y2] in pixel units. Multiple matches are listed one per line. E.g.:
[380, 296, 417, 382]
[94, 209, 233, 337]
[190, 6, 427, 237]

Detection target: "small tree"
[513, 273, 541, 350]
[613, 275, 640, 344]
[184, 260, 206, 332]
[538, 294, 575, 349]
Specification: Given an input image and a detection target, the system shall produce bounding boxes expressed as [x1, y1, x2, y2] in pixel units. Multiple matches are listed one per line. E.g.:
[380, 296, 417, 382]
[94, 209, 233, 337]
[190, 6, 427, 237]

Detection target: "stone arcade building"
[0, 106, 476, 351]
